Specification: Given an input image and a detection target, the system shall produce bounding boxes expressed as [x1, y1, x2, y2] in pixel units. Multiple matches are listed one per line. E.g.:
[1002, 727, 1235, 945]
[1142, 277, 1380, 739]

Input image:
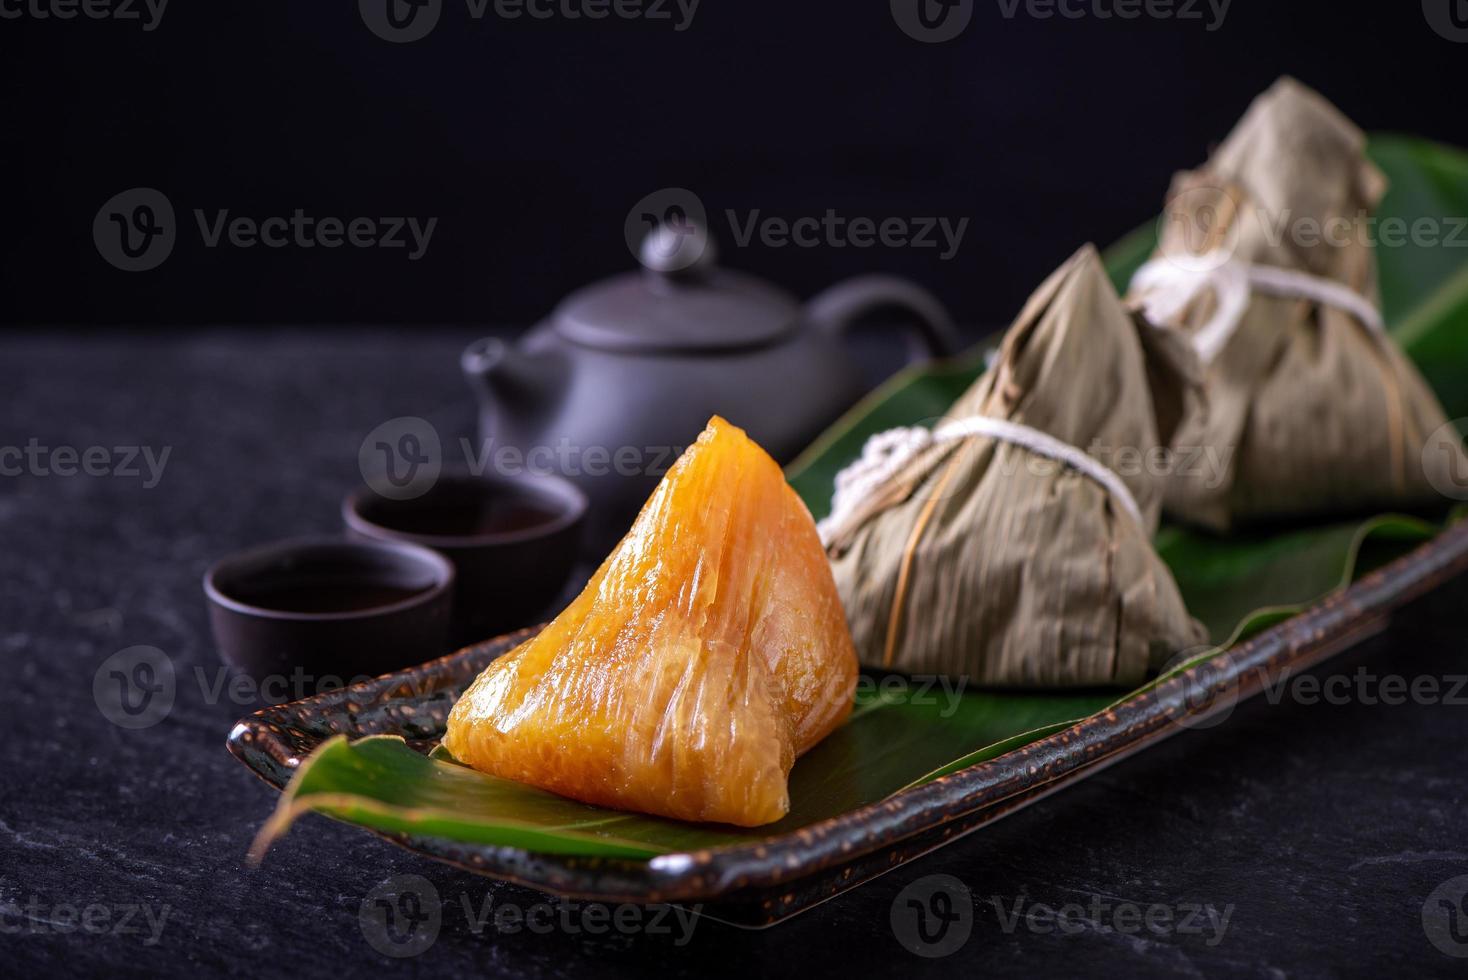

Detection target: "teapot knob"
[639, 222, 717, 281]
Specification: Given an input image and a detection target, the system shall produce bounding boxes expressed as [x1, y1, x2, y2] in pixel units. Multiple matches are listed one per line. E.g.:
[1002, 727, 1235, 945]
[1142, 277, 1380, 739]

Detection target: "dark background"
[3, 0, 1467, 329]
[7, 5, 1468, 979]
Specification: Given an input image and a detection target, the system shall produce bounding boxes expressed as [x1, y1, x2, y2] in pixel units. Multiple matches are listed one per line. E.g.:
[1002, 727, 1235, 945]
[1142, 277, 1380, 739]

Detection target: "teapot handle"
[806, 275, 959, 364]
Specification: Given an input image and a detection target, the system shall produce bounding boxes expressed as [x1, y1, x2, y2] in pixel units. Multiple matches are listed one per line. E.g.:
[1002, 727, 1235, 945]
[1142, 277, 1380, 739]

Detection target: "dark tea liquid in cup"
[224, 577, 434, 614]
[343, 473, 586, 645]
[203, 537, 455, 689]
[364, 488, 564, 538]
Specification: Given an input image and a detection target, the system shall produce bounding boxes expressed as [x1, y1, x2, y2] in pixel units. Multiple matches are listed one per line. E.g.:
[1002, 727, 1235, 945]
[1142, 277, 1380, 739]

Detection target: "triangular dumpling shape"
[1130, 77, 1468, 529]
[444, 416, 858, 827]
[827, 246, 1206, 687]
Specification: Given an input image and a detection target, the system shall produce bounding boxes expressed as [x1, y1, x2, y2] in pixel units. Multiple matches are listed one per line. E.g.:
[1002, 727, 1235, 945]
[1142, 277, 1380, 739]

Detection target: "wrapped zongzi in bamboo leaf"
[1128, 76, 1468, 531]
[822, 245, 1206, 688]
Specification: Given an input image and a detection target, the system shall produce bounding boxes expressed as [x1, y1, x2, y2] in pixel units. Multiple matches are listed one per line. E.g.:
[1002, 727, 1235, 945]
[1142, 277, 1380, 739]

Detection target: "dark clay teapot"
[462, 225, 957, 552]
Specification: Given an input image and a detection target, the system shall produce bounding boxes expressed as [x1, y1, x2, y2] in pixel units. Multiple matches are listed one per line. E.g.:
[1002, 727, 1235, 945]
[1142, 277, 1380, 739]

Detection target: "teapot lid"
[553, 226, 799, 354]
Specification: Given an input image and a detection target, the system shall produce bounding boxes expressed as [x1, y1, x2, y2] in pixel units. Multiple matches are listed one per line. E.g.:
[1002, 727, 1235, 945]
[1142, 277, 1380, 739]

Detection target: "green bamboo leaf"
[255, 134, 1468, 861]
[253, 684, 1117, 859]
[1158, 513, 1437, 644]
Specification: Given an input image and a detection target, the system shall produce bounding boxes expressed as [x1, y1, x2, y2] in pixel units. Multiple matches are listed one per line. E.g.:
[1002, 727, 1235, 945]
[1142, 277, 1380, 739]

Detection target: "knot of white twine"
[818, 254, 1387, 546]
[817, 416, 1144, 546]
[1130, 250, 1385, 363]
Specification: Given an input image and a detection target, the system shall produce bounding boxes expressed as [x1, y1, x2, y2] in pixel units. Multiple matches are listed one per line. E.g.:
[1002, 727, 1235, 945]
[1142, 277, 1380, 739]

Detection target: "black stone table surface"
[5, 326, 1468, 978]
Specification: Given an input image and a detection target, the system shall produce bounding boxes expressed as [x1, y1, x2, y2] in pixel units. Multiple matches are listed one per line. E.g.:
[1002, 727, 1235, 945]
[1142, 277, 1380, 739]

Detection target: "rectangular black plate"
[227, 521, 1468, 927]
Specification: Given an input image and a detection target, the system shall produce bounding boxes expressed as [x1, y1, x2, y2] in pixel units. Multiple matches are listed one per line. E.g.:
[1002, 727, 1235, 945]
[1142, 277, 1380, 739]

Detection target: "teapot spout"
[461, 336, 512, 393]
[460, 337, 565, 439]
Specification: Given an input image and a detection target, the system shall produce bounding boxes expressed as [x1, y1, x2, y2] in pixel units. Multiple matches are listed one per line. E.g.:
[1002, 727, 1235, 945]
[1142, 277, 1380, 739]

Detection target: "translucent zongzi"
[444, 416, 858, 827]
[823, 245, 1206, 688]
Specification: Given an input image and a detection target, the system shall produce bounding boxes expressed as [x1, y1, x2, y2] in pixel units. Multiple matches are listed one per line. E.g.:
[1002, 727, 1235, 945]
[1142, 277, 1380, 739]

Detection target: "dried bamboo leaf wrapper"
[827, 246, 1205, 688]
[1131, 77, 1468, 530]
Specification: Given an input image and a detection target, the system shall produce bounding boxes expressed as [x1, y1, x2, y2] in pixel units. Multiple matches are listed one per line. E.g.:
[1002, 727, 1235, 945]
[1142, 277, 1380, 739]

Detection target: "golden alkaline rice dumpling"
[823, 245, 1207, 688]
[444, 416, 858, 828]
[1128, 76, 1468, 530]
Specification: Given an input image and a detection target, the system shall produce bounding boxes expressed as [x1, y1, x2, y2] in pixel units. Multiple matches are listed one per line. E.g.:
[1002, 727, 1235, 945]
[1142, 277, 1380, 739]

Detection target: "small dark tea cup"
[203, 537, 455, 689]
[343, 472, 587, 645]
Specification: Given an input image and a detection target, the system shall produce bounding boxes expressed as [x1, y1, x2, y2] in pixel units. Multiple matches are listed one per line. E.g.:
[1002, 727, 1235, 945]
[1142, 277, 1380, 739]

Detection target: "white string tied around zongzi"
[817, 416, 1144, 546]
[1129, 251, 1385, 363]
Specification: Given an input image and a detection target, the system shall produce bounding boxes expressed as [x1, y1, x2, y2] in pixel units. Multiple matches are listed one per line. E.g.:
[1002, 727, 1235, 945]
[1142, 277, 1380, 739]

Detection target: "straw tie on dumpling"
[824, 245, 1205, 688]
[1127, 76, 1468, 530]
